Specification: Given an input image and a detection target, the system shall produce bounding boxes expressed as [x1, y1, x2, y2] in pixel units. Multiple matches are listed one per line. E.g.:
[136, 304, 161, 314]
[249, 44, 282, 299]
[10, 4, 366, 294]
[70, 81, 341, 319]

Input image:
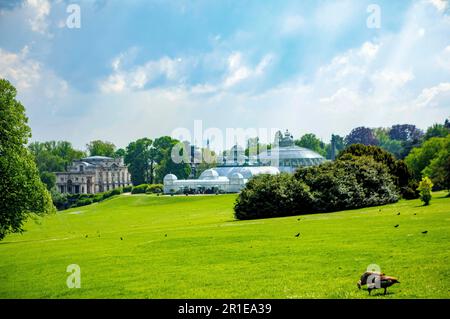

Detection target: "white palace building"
[163, 130, 326, 194]
[56, 156, 132, 194]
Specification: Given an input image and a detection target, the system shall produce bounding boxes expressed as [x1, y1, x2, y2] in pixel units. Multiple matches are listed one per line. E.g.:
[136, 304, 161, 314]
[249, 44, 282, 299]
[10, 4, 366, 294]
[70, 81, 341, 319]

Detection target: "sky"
[0, 0, 449, 150]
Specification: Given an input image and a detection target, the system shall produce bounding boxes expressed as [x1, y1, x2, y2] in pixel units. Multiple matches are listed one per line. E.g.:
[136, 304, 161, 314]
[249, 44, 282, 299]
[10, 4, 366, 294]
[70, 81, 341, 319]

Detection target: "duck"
[357, 271, 400, 295]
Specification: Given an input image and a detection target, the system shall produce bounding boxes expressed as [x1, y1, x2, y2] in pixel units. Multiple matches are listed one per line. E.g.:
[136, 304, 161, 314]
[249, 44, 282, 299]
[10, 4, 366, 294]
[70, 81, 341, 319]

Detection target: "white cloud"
[0, 46, 41, 90]
[428, 0, 448, 12]
[25, 0, 51, 34]
[220, 52, 274, 89]
[100, 55, 184, 93]
[415, 82, 450, 107]
[371, 69, 414, 88]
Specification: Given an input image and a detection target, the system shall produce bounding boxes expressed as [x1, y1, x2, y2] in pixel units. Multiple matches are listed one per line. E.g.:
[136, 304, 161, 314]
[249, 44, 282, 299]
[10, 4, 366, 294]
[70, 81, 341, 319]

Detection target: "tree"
[327, 134, 345, 159]
[345, 127, 379, 146]
[28, 140, 85, 190]
[423, 123, 449, 141]
[417, 176, 433, 206]
[295, 133, 327, 157]
[337, 144, 417, 198]
[114, 148, 126, 158]
[389, 124, 423, 142]
[0, 79, 54, 240]
[373, 127, 403, 159]
[422, 134, 450, 193]
[404, 137, 447, 180]
[86, 140, 116, 157]
[124, 138, 153, 185]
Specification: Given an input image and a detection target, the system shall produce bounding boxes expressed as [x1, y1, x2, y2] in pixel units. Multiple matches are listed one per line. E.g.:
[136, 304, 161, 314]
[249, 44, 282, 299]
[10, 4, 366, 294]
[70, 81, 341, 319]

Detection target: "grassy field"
[0, 192, 449, 298]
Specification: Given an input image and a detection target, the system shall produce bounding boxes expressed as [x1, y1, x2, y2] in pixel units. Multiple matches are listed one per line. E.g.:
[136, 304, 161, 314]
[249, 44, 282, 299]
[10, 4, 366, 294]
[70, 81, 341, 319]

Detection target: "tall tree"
[423, 123, 450, 141]
[404, 136, 447, 180]
[345, 127, 379, 146]
[0, 79, 54, 240]
[295, 133, 327, 157]
[124, 138, 153, 185]
[86, 140, 116, 157]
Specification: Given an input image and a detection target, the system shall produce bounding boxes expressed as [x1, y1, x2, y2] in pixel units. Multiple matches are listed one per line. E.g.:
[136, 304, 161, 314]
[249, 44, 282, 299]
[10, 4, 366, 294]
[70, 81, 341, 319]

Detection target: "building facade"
[163, 130, 326, 194]
[55, 156, 132, 194]
[163, 166, 280, 194]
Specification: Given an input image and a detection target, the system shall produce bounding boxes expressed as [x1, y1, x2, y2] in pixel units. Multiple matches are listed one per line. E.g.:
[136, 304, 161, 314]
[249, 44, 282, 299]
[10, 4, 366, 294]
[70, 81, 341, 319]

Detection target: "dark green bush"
[131, 184, 148, 194]
[75, 198, 94, 207]
[110, 187, 123, 196]
[123, 185, 133, 193]
[234, 155, 399, 220]
[234, 173, 313, 220]
[338, 144, 418, 199]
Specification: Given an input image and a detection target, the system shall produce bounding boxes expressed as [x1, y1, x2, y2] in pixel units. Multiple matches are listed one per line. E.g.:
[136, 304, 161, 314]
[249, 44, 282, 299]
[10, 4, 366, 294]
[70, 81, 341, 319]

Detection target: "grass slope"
[0, 192, 449, 298]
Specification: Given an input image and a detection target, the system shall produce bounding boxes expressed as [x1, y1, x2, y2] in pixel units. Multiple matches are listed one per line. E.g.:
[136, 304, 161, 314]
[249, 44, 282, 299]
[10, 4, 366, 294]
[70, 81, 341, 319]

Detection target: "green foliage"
[40, 171, 56, 190]
[418, 176, 433, 206]
[423, 123, 450, 141]
[122, 185, 133, 193]
[86, 140, 116, 157]
[114, 148, 126, 158]
[235, 156, 399, 220]
[125, 138, 154, 185]
[234, 173, 313, 220]
[422, 135, 450, 192]
[337, 144, 416, 198]
[28, 140, 85, 190]
[0, 79, 55, 240]
[405, 136, 447, 181]
[131, 184, 149, 194]
[146, 184, 163, 194]
[296, 156, 399, 212]
[295, 133, 327, 157]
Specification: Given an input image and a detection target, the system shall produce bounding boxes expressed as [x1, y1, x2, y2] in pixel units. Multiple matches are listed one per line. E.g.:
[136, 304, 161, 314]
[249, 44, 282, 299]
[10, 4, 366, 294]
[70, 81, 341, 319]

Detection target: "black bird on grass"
[422, 231, 428, 234]
[295, 233, 300, 237]
[120, 237, 123, 240]
[397, 212, 400, 216]
[394, 224, 399, 228]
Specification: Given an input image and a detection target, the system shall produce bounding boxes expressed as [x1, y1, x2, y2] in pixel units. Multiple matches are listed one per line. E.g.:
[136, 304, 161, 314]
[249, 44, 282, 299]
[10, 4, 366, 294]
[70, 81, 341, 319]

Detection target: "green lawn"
[0, 192, 449, 298]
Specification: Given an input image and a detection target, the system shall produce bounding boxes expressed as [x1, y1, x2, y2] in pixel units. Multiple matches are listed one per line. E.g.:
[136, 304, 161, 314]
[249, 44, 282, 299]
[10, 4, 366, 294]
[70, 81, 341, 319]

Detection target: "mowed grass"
[0, 192, 449, 299]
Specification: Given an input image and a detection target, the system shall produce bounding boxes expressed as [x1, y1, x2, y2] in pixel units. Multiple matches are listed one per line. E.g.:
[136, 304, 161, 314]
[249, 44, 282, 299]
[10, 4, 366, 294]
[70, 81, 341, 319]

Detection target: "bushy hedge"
[146, 184, 163, 194]
[234, 155, 399, 220]
[131, 184, 148, 194]
[123, 185, 133, 193]
[234, 173, 313, 220]
[338, 144, 418, 199]
[52, 187, 124, 210]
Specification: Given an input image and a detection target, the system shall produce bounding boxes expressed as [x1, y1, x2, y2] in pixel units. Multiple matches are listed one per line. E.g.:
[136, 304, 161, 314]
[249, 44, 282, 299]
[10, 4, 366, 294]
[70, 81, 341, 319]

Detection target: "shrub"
[417, 176, 433, 206]
[131, 184, 148, 194]
[123, 185, 133, 193]
[338, 144, 417, 199]
[110, 187, 123, 196]
[234, 155, 399, 220]
[234, 173, 313, 220]
[75, 198, 94, 207]
[146, 184, 163, 194]
[92, 194, 103, 203]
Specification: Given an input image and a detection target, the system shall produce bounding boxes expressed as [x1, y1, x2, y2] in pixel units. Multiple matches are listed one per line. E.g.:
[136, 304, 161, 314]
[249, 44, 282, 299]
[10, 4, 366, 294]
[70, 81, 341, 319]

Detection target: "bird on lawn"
[120, 237, 123, 240]
[295, 233, 300, 237]
[394, 224, 399, 228]
[422, 231, 428, 234]
[357, 271, 400, 295]
[397, 212, 400, 216]
[357, 271, 384, 289]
